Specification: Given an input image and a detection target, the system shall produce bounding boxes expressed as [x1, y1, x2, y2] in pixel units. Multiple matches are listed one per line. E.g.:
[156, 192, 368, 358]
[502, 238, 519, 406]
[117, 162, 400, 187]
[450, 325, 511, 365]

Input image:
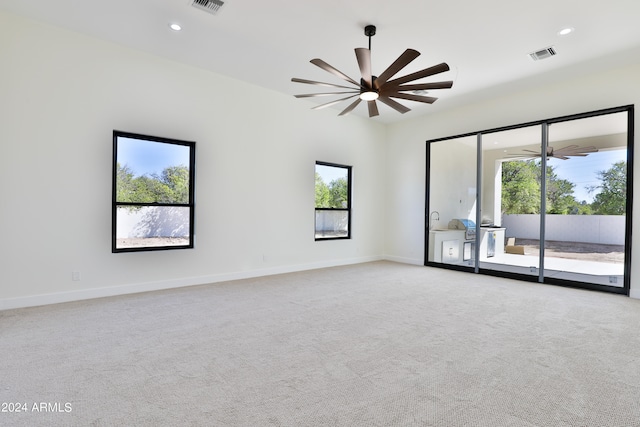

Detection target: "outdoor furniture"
[506, 237, 526, 255]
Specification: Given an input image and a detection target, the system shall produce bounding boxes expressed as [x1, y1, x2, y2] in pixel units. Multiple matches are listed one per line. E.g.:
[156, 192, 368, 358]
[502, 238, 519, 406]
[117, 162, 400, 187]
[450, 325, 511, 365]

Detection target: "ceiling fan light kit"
[360, 88, 379, 101]
[292, 25, 453, 117]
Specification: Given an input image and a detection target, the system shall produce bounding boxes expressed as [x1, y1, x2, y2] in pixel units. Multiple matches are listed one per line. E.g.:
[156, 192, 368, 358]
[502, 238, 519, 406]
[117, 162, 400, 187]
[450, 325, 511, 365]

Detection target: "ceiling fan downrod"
[360, 25, 379, 100]
[364, 25, 376, 51]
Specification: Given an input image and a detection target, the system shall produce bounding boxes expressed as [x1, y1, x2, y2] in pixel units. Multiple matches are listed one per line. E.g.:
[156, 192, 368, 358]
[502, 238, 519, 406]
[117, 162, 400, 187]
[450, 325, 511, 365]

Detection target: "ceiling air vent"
[190, 0, 224, 15]
[529, 46, 557, 61]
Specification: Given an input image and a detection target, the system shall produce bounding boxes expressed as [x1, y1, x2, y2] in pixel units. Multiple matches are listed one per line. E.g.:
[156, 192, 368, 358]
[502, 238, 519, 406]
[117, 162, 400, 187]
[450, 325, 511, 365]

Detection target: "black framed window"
[315, 161, 351, 240]
[112, 130, 195, 252]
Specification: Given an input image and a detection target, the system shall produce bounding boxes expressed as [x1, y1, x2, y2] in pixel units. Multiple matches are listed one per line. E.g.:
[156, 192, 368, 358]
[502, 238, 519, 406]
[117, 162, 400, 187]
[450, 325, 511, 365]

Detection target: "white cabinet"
[428, 230, 466, 263]
[479, 228, 505, 260]
[429, 228, 506, 263]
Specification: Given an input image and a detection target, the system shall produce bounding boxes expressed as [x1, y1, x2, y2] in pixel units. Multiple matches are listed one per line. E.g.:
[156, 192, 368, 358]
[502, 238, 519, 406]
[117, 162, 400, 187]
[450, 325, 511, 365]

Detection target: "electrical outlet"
[72, 271, 81, 281]
[609, 276, 618, 284]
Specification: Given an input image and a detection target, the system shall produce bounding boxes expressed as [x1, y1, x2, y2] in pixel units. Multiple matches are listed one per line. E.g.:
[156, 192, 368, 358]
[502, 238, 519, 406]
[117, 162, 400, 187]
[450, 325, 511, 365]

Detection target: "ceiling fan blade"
[368, 100, 379, 117]
[387, 92, 438, 104]
[553, 155, 570, 160]
[556, 144, 579, 150]
[374, 49, 420, 89]
[291, 78, 358, 90]
[295, 91, 359, 98]
[310, 58, 362, 87]
[355, 48, 372, 88]
[387, 81, 454, 92]
[551, 145, 578, 155]
[384, 63, 450, 87]
[554, 145, 598, 155]
[377, 96, 410, 114]
[312, 94, 359, 110]
[522, 149, 541, 154]
[338, 98, 362, 116]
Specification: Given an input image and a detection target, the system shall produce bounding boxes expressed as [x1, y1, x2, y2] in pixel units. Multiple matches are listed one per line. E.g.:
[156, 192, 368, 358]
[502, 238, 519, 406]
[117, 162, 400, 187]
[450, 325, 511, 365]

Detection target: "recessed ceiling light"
[558, 27, 574, 36]
[169, 23, 182, 31]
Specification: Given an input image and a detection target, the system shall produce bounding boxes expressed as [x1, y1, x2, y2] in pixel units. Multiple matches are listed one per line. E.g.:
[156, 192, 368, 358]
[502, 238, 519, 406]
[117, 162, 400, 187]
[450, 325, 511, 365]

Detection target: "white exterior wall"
[116, 207, 191, 239]
[502, 215, 626, 245]
[315, 211, 348, 234]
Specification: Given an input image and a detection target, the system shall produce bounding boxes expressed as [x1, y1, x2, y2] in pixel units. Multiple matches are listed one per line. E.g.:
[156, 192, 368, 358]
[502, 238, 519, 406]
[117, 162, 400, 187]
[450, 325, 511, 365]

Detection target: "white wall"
[428, 135, 478, 231]
[385, 54, 640, 297]
[502, 215, 626, 245]
[2, 11, 639, 308]
[0, 12, 387, 309]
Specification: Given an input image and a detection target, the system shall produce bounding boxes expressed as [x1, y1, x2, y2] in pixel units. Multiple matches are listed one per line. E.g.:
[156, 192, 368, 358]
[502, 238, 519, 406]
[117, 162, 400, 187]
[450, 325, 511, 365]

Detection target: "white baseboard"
[383, 255, 424, 266]
[0, 256, 384, 311]
[5, 256, 634, 309]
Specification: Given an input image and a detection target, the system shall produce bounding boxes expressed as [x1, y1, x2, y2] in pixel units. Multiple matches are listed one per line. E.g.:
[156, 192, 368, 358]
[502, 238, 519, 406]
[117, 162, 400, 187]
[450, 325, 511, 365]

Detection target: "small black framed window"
[315, 161, 351, 240]
[112, 130, 195, 252]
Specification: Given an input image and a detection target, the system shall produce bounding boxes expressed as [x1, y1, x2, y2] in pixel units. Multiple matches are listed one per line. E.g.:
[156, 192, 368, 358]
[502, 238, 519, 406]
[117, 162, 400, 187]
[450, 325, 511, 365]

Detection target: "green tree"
[315, 173, 349, 209]
[328, 177, 348, 208]
[156, 165, 190, 203]
[116, 163, 136, 202]
[501, 160, 541, 214]
[116, 164, 190, 204]
[315, 173, 331, 208]
[589, 161, 626, 215]
[131, 175, 162, 203]
[502, 160, 579, 214]
[569, 200, 593, 215]
[545, 168, 576, 214]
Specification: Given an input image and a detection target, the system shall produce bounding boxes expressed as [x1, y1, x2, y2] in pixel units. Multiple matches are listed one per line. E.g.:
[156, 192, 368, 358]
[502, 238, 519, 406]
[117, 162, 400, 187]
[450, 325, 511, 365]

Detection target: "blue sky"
[316, 164, 348, 184]
[118, 136, 190, 177]
[117, 135, 622, 204]
[550, 149, 627, 203]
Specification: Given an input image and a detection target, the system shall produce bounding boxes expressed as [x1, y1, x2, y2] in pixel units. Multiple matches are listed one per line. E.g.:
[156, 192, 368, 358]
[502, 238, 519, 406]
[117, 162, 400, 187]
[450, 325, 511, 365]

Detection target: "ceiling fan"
[291, 25, 453, 117]
[510, 145, 599, 160]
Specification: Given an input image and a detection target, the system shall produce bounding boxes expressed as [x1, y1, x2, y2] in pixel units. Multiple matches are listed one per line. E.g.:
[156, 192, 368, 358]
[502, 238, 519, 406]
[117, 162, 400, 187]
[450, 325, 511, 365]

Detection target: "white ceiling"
[2, 0, 640, 123]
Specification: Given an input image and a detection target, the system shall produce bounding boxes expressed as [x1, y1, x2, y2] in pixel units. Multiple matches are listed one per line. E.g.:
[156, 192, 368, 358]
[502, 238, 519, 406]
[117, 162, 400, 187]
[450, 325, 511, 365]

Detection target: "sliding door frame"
[425, 105, 634, 295]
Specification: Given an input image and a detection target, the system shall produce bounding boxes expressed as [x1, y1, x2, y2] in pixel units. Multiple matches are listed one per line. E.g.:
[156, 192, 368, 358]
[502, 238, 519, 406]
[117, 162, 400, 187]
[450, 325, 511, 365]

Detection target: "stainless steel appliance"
[448, 219, 476, 240]
[487, 231, 495, 257]
[463, 241, 475, 262]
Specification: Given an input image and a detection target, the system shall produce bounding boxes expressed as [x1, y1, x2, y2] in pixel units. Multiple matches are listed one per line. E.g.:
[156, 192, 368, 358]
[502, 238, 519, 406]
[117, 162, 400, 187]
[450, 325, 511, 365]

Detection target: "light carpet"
[2, 261, 640, 426]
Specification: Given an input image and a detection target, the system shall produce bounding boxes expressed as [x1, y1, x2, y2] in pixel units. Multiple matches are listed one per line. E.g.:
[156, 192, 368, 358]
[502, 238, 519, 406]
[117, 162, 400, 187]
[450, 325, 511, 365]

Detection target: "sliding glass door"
[426, 135, 477, 268]
[542, 112, 628, 287]
[425, 106, 633, 294]
[479, 125, 541, 278]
